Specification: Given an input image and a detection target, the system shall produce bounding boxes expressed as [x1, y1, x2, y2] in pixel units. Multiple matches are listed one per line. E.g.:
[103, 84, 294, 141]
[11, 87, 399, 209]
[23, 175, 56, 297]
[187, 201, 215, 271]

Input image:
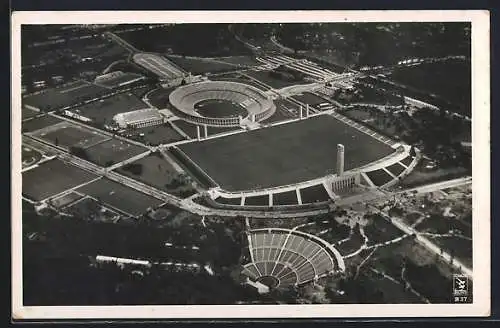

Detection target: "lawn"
[179, 115, 393, 191]
[22, 159, 98, 201]
[22, 81, 109, 111]
[292, 92, 330, 107]
[299, 184, 331, 203]
[33, 123, 110, 150]
[244, 194, 270, 206]
[166, 55, 240, 75]
[115, 153, 196, 197]
[272, 190, 298, 206]
[366, 169, 394, 186]
[83, 138, 148, 167]
[71, 92, 147, 125]
[22, 115, 62, 133]
[22, 107, 41, 120]
[127, 123, 185, 146]
[76, 178, 164, 217]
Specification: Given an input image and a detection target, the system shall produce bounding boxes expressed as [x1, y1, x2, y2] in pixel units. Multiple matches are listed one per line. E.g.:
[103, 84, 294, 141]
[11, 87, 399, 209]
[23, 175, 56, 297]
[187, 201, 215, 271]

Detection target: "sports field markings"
[42, 176, 103, 203]
[58, 80, 93, 94]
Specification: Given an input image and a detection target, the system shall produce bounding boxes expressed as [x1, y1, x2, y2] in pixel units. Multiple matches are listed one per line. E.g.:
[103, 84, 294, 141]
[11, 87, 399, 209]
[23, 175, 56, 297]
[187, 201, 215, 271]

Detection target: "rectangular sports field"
[115, 153, 180, 193]
[84, 138, 148, 167]
[22, 107, 40, 121]
[32, 122, 110, 150]
[77, 178, 164, 217]
[179, 115, 394, 191]
[129, 123, 185, 146]
[292, 92, 330, 107]
[22, 115, 62, 133]
[22, 81, 109, 111]
[71, 92, 147, 125]
[22, 159, 98, 201]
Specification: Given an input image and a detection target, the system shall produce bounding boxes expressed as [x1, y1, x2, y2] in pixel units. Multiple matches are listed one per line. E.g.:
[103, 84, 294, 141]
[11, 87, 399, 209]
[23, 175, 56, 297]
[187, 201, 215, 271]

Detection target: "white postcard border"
[11, 10, 491, 319]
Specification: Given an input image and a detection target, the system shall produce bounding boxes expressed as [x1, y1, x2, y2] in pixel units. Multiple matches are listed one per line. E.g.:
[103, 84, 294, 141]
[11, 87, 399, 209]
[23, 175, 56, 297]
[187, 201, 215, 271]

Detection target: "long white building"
[113, 108, 165, 129]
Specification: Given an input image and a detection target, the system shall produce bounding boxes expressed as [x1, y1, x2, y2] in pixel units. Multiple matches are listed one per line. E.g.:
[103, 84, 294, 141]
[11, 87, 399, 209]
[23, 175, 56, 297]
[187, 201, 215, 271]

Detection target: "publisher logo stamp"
[453, 274, 469, 302]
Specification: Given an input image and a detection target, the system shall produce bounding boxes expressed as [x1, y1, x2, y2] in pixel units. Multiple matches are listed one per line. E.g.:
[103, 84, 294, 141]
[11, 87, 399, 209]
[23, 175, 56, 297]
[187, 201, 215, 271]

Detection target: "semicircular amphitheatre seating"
[242, 229, 342, 289]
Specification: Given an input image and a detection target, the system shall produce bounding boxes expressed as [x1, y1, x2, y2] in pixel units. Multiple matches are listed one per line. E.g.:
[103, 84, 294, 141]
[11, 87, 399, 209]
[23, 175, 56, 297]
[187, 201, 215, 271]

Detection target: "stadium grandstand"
[94, 71, 145, 89]
[169, 81, 276, 127]
[113, 108, 165, 129]
[133, 53, 187, 81]
[241, 228, 345, 291]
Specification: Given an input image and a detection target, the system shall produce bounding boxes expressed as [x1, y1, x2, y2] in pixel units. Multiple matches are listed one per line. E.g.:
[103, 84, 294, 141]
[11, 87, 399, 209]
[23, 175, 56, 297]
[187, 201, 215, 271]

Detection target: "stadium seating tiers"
[242, 229, 337, 289]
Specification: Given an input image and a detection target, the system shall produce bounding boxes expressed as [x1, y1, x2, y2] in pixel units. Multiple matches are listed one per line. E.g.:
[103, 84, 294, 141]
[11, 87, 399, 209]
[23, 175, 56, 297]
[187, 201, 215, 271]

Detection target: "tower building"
[336, 144, 345, 176]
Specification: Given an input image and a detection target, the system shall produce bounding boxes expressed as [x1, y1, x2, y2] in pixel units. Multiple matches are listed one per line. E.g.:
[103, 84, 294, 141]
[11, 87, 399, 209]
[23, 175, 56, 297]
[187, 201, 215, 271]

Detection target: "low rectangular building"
[113, 108, 165, 129]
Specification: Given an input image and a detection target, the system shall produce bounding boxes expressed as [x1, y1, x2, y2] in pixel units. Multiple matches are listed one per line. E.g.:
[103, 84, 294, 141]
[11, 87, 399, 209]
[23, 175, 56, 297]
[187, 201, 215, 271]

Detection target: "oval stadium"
[168, 81, 276, 127]
[241, 228, 345, 290]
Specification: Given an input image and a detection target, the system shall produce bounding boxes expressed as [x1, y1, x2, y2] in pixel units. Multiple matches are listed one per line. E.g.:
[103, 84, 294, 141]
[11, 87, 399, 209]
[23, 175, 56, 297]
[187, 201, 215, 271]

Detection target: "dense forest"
[275, 23, 471, 66]
[22, 203, 252, 305]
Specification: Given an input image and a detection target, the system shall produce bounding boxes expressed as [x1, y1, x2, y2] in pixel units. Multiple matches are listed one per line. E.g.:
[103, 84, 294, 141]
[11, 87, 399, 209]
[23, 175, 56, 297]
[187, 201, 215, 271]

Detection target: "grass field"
[366, 169, 394, 186]
[22, 159, 98, 201]
[115, 153, 196, 197]
[194, 99, 247, 118]
[71, 92, 147, 125]
[33, 123, 110, 150]
[215, 56, 260, 66]
[76, 178, 164, 217]
[127, 123, 185, 146]
[146, 87, 176, 109]
[292, 92, 330, 107]
[64, 197, 120, 222]
[22, 81, 109, 111]
[179, 115, 393, 191]
[272, 190, 298, 206]
[166, 56, 240, 74]
[386, 162, 406, 177]
[51, 191, 85, 209]
[299, 184, 331, 203]
[244, 194, 269, 206]
[209, 75, 270, 91]
[84, 139, 148, 167]
[215, 197, 242, 206]
[22, 107, 40, 121]
[22, 115, 62, 133]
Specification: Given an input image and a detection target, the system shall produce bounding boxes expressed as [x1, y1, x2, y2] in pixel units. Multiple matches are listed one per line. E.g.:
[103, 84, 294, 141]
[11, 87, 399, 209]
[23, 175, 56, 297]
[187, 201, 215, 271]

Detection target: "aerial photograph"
[19, 22, 473, 306]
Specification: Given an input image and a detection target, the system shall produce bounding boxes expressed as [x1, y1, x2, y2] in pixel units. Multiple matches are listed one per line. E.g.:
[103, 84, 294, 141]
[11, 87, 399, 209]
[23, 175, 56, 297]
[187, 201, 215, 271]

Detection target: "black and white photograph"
[11, 10, 490, 319]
